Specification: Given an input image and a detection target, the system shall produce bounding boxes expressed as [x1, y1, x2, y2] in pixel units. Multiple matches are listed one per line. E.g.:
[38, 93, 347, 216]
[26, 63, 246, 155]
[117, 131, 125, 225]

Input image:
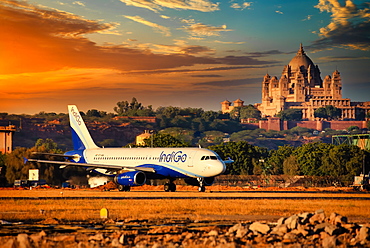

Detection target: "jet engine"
[114, 171, 146, 186]
[184, 177, 215, 186]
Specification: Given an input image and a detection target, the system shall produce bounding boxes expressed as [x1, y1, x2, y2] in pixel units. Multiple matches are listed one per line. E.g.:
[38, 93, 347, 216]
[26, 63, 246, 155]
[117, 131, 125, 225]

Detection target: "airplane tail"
[68, 105, 99, 150]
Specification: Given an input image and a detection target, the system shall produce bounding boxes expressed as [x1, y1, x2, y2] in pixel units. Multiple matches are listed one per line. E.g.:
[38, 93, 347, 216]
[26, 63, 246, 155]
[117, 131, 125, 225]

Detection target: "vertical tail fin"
[68, 105, 99, 150]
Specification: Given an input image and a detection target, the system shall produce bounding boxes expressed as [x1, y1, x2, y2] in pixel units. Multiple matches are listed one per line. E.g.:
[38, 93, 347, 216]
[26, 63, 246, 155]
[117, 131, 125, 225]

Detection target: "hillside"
[12, 117, 147, 150]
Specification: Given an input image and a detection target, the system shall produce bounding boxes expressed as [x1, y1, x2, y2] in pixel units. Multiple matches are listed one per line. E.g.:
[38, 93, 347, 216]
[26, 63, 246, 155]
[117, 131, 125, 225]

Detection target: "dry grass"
[1, 188, 370, 223]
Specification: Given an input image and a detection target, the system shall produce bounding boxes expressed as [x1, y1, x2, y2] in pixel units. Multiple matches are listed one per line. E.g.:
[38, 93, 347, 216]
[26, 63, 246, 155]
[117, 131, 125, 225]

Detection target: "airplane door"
[187, 150, 197, 167]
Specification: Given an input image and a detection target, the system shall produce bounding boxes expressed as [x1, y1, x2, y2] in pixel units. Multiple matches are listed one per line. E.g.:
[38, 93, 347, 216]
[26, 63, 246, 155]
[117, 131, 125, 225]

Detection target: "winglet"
[68, 105, 99, 150]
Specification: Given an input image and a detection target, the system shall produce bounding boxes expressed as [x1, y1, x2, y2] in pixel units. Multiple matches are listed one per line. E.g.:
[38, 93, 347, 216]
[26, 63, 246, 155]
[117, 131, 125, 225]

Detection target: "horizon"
[1, 0, 369, 115]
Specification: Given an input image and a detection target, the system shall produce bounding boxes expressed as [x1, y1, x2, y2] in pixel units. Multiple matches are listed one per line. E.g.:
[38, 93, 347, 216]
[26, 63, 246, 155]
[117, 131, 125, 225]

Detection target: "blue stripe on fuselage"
[137, 163, 202, 178]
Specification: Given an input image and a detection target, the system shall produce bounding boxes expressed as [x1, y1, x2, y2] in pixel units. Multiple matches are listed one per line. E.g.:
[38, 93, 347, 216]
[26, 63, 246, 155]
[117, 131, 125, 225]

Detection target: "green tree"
[5, 139, 64, 185]
[86, 109, 103, 117]
[283, 155, 300, 175]
[114, 97, 154, 116]
[314, 105, 341, 120]
[201, 111, 219, 122]
[320, 144, 365, 183]
[294, 142, 332, 176]
[156, 106, 181, 118]
[239, 105, 261, 119]
[142, 133, 189, 147]
[266, 145, 295, 175]
[276, 109, 302, 121]
[209, 141, 266, 175]
[314, 107, 328, 119]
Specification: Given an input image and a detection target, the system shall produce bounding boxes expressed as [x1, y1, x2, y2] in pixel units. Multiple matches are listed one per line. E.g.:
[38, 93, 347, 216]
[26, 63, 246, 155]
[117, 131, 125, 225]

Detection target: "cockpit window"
[201, 155, 218, 160]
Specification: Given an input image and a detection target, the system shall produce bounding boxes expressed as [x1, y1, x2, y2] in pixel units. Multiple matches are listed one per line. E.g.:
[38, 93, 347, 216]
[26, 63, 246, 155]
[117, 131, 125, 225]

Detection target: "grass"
[1, 189, 370, 223]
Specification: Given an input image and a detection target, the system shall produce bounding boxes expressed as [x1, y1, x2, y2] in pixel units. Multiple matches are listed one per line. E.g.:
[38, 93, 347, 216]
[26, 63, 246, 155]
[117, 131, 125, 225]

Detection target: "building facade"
[222, 44, 370, 121]
[0, 125, 16, 154]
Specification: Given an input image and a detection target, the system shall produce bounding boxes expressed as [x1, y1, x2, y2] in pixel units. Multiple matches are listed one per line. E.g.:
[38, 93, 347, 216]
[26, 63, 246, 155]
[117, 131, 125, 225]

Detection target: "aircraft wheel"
[164, 183, 176, 192]
[118, 185, 124, 191]
[198, 186, 206, 192]
[118, 185, 130, 192]
[164, 183, 171, 192]
[170, 183, 176, 192]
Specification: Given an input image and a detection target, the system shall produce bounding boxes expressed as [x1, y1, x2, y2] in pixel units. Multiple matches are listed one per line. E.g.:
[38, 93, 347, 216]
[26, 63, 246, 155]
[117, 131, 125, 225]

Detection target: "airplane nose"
[214, 161, 226, 175]
[220, 162, 227, 174]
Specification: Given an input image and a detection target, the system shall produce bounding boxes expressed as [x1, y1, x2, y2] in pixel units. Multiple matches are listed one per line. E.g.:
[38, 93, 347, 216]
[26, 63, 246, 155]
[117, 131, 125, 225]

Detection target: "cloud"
[119, 0, 219, 13]
[123, 15, 171, 36]
[181, 23, 233, 37]
[302, 15, 312, 21]
[73, 1, 85, 7]
[180, 45, 214, 55]
[195, 77, 260, 88]
[312, 0, 370, 51]
[245, 50, 286, 57]
[318, 55, 370, 63]
[215, 40, 246, 44]
[230, 2, 252, 10]
[0, 1, 275, 81]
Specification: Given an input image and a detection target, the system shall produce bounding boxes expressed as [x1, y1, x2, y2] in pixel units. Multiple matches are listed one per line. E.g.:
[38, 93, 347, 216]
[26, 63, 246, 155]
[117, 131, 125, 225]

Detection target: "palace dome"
[289, 44, 315, 70]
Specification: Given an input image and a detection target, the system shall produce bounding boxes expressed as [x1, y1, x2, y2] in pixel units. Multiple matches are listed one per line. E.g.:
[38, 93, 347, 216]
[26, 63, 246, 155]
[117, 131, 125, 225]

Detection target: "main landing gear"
[164, 179, 177, 192]
[118, 185, 131, 192]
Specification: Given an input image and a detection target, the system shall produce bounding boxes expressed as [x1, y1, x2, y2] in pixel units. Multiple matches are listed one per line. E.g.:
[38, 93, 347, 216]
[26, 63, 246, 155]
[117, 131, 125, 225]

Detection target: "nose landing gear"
[197, 178, 206, 192]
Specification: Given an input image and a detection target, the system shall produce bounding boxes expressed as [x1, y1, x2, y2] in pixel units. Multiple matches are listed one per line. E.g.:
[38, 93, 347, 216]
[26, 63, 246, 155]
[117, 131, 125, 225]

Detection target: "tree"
[142, 133, 189, 147]
[114, 97, 154, 116]
[266, 145, 296, 175]
[201, 111, 219, 122]
[320, 144, 366, 183]
[294, 142, 333, 176]
[276, 109, 302, 121]
[283, 155, 300, 175]
[86, 109, 102, 117]
[239, 105, 261, 119]
[209, 141, 266, 175]
[5, 139, 64, 185]
[314, 105, 341, 120]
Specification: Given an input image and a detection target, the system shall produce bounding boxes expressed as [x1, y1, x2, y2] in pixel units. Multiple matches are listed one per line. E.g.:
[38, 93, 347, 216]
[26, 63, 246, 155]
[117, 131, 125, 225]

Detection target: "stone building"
[0, 125, 16, 153]
[222, 44, 370, 121]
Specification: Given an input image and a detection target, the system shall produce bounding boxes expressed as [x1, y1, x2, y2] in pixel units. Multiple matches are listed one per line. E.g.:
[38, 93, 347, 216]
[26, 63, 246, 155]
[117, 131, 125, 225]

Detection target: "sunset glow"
[1, 0, 369, 114]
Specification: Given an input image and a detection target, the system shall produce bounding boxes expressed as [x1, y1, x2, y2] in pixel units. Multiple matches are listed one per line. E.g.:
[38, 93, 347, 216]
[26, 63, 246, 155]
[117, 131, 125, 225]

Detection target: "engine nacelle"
[184, 177, 215, 186]
[114, 171, 146, 186]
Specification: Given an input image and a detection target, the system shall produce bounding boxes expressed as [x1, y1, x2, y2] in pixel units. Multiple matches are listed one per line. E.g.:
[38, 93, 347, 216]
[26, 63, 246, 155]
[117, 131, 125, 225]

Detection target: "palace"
[221, 44, 370, 121]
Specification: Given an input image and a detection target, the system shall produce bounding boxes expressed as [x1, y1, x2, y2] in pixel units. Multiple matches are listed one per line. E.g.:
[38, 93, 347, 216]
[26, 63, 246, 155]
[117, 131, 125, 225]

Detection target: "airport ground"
[1, 186, 370, 247]
[1, 185, 370, 223]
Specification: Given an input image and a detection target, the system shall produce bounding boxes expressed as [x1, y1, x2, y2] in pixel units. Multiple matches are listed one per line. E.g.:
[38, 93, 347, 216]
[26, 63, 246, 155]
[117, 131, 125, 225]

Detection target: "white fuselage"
[77, 147, 226, 178]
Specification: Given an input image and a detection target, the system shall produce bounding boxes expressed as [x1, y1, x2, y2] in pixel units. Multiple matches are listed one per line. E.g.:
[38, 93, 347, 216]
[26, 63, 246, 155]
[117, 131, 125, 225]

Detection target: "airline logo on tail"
[68, 105, 98, 150]
[70, 106, 82, 126]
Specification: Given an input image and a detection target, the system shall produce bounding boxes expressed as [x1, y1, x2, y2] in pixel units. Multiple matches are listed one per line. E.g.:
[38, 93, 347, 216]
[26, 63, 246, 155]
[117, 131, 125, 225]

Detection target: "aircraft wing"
[26, 158, 156, 173]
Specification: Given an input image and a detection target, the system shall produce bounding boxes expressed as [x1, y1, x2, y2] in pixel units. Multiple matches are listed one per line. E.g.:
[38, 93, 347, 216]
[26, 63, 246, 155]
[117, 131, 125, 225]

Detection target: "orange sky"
[1, 1, 266, 114]
[1, 0, 369, 114]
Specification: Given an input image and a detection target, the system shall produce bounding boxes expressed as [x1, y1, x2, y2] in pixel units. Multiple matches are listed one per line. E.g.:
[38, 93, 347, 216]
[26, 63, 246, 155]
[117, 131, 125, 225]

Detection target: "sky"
[1, 0, 369, 114]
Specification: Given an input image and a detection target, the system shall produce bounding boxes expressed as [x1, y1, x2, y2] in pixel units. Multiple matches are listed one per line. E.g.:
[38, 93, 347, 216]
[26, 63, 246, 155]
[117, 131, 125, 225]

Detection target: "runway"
[1, 189, 369, 200]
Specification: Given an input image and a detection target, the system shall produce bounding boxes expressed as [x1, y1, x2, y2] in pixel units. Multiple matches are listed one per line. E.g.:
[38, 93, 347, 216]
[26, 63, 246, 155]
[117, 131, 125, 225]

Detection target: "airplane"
[27, 105, 232, 192]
